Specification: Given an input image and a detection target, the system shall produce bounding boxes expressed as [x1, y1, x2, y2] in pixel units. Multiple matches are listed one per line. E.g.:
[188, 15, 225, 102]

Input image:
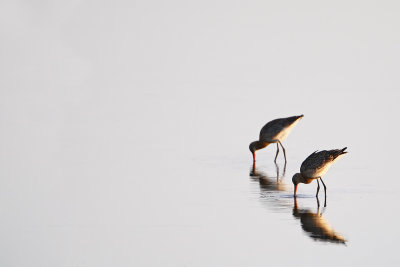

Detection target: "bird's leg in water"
[277, 141, 287, 163]
[319, 177, 327, 207]
[282, 161, 287, 176]
[321, 204, 327, 216]
[274, 143, 279, 163]
[275, 162, 279, 182]
[320, 178, 327, 195]
[316, 179, 320, 197]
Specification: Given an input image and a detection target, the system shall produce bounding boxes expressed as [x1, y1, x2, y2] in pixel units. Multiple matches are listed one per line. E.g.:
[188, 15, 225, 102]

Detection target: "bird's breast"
[303, 178, 314, 184]
[274, 120, 300, 141]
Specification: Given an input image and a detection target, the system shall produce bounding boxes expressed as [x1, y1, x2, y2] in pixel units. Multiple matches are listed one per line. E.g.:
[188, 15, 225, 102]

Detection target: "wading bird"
[292, 148, 347, 197]
[249, 115, 303, 163]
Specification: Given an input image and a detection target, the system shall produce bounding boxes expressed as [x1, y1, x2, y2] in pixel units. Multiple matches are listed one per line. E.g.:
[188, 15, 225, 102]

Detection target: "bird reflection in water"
[293, 197, 347, 244]
[250, 161, 288, 192]
[250, 163, 347, 244]
[250, 162, 291, 211]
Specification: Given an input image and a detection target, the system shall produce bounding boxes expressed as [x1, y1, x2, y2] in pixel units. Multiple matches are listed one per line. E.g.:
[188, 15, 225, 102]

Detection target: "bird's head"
[249, 141, 269, 152]
[249, 141, 257, 154]
[249, 141, 258, 162]
[292, 173, 303, 196]
[249, 141, 269, 162]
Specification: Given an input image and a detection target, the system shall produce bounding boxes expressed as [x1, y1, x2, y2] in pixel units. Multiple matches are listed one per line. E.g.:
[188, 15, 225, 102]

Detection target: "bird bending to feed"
[292, 147, 347, 197]
[249, 115, 304, 163]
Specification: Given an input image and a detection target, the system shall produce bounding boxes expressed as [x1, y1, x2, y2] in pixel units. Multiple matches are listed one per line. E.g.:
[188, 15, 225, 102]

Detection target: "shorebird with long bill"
[292, 147, 347, 197]
[249, 115, 304, 163]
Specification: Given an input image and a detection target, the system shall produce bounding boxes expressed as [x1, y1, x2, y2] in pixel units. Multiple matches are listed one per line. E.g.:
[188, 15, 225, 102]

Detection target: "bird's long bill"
[294, 184, 298, 196]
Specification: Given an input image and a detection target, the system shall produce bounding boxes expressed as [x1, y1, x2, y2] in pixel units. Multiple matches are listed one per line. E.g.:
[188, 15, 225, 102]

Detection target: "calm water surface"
[2, 2, 400, 265]
[1, 88, 399, 266]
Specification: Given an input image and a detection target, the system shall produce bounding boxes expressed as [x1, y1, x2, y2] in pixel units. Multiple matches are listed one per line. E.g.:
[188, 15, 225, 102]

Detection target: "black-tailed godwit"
[292, 147, 347, 196]
[249, 115, 304, 163]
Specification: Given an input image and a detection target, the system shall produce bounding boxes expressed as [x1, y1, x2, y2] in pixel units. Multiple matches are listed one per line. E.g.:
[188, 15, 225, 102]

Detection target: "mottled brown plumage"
[301, 148, 347, 178]
[293, 148, 347, 196]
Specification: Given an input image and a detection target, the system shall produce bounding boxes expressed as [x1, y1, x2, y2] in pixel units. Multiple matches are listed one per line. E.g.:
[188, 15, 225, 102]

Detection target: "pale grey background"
[1, 1, 400, 266]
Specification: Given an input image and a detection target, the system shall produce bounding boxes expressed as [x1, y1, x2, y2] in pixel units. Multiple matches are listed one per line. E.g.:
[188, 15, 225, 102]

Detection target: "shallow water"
[1, 87, 399, 266]
[2, 1, 400, 266]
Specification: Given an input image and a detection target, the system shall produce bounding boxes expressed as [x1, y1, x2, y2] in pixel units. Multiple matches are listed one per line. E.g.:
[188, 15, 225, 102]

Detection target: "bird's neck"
[294, 173, 308, 184]
[254, 141, 269, 151]
[298, 174, 313, 184]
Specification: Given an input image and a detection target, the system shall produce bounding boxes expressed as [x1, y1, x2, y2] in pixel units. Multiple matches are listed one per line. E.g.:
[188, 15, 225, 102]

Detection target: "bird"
[292, 147, 347, 197]
[249, 115, 304, 163]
